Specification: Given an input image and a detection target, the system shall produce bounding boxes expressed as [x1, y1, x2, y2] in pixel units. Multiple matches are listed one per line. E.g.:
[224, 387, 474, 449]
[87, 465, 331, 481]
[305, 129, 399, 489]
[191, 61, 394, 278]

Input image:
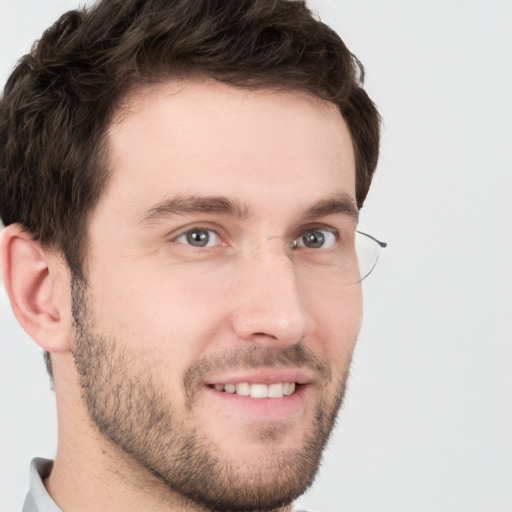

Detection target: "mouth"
[200, 369, 314, 421]
[208, 382, 297, 398]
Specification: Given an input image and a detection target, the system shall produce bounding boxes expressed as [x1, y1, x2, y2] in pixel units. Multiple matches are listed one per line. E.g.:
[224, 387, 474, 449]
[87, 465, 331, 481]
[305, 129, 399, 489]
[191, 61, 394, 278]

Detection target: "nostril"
[252, 332, 277, 339]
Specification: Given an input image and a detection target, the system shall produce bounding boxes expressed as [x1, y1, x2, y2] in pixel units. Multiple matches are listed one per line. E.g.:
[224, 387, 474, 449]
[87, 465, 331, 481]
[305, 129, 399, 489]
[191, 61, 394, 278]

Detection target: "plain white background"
[1, 1, 511, 511]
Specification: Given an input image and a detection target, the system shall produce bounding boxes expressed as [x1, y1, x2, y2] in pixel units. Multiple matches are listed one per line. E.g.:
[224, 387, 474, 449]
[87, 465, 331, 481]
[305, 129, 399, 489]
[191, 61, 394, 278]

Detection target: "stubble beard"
[70, 276, 352, 512]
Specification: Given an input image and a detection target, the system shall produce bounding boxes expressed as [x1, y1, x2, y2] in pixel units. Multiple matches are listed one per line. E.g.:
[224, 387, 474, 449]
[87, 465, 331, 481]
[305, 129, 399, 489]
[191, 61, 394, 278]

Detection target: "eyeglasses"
[170, 226, 386, 286]
[262, 229, 386, 285]
[355, 231, 387, 281]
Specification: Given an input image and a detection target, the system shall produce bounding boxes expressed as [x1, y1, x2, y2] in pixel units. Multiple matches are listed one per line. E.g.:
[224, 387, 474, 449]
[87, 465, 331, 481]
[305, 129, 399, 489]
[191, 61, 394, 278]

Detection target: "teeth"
[224, 383, 236, 394]
[212, 382, 296, 398]
[268, 383, 283, 398]
[283, 382, 296, 396]
[236, 383, 250, 396]
[250, 384, 268, 398]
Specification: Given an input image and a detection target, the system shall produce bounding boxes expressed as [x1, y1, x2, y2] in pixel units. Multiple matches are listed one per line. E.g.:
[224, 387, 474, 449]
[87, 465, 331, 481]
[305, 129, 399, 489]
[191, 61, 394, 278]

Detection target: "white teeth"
[213, 382, 296, 398]
[249, 384, 268, 398]
[224, 383, 236, 393]
[268, 383, 284, 398]
[283, 382, 296, 396]
[236, 383, 250, 396]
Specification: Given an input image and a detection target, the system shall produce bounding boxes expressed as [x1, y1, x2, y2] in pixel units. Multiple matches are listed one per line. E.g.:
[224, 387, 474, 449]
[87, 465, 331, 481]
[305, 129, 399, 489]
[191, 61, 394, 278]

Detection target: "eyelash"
[173, 227, 225, 248]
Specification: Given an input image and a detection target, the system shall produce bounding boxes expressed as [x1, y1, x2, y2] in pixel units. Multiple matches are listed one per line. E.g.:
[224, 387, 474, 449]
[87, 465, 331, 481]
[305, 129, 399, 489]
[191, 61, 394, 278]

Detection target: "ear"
[0, 224, 71, 353]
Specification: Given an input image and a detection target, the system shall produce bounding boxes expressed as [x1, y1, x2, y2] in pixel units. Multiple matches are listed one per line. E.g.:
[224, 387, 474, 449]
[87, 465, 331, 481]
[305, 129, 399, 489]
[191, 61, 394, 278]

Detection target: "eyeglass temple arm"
[356, 230, 388, 248]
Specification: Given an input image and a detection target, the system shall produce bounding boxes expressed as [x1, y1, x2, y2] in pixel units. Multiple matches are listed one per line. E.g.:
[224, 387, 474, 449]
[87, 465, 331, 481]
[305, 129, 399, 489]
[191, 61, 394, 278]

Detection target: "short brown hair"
[0, 0, 380, 278]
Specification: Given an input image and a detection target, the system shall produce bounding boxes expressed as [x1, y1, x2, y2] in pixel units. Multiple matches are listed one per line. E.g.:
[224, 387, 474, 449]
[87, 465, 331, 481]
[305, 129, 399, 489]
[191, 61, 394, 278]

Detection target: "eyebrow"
[300, 193, 359, 223]
[140, 192, 358, 225]
[141, 195, 250, 224]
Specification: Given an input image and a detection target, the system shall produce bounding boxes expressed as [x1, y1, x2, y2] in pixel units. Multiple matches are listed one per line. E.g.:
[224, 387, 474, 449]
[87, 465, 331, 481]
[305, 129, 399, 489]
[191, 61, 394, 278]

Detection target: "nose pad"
[261, 235, 296, 252]
[248, 235, 294, 259]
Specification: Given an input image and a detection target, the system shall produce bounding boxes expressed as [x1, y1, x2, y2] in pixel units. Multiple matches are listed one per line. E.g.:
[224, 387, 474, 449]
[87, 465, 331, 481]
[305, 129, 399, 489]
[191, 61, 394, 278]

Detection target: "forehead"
[100, 80, 356, 223]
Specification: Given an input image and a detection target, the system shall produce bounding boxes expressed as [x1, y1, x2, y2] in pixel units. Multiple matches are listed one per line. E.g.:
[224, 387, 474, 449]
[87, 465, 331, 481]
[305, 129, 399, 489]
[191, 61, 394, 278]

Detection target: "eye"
[174, 228, 222, 247]
[295, 229, 337, 249]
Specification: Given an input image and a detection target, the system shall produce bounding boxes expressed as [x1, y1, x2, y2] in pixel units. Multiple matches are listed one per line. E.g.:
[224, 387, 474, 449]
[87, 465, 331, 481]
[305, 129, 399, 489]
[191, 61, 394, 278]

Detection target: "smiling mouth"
[208, 382, 297, 398]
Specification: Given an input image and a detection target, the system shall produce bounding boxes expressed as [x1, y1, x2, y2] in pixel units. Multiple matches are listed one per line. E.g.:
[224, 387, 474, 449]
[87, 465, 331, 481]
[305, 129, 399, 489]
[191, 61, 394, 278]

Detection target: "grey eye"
[175, 229, 221, 247]
[296, 230, 336, 249]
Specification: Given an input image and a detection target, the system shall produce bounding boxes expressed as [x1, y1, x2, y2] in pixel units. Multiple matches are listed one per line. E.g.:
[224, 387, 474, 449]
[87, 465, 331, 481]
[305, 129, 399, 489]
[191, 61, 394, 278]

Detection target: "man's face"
[73, 81, 361, 511]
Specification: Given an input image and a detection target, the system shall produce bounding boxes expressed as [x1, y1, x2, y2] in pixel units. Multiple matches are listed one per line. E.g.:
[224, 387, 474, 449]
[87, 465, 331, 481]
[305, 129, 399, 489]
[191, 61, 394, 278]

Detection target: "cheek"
[307, 283, 362, 360]
[86, 262, 225, 360]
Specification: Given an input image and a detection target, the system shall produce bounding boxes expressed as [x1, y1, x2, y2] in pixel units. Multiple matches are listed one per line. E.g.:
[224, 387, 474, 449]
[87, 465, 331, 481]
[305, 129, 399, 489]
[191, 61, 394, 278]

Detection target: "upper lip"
[203, 368, 314, 386]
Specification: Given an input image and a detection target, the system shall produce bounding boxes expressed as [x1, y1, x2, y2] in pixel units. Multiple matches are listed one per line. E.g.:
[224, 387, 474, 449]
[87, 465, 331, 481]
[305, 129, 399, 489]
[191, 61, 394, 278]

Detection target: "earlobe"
[0, 224, 71, 352]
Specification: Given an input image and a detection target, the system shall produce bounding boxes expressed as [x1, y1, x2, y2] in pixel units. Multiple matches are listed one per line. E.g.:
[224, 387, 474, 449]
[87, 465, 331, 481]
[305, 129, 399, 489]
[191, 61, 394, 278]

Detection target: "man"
[0, 0, 384, 511]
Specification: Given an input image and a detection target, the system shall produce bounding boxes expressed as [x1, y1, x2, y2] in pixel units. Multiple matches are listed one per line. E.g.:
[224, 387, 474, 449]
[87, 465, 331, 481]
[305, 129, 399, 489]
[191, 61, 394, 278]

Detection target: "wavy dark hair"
[0, 0, 380, 279]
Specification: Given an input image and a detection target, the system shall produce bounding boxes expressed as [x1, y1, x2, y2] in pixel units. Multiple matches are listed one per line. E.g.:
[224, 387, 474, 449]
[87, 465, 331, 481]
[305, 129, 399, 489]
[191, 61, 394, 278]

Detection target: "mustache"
[183, 342, 331, 397]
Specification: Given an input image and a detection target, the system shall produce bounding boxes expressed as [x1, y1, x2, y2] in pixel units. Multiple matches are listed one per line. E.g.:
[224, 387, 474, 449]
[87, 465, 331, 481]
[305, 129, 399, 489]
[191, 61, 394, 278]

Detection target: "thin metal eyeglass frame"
[356, 230, 387, 282]
[356, 231, 387, 248]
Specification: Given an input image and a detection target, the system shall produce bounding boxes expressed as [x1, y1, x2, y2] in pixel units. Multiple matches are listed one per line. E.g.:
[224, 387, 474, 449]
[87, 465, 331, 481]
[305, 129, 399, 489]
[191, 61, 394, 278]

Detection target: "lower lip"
[204, 384, 308, 421]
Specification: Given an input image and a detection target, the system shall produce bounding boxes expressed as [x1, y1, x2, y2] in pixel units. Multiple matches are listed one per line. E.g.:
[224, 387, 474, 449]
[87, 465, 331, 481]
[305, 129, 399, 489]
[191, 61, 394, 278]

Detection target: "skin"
[1, 80, 362, 512]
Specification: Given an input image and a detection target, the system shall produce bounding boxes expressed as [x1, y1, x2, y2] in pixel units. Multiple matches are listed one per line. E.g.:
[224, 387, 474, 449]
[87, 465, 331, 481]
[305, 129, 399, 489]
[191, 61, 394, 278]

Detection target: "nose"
[230, 241, 312, 345]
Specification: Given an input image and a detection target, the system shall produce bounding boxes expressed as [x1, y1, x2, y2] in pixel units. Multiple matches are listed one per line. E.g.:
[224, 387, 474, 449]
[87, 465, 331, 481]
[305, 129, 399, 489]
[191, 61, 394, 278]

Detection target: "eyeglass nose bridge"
[261, 235, 298, 251]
